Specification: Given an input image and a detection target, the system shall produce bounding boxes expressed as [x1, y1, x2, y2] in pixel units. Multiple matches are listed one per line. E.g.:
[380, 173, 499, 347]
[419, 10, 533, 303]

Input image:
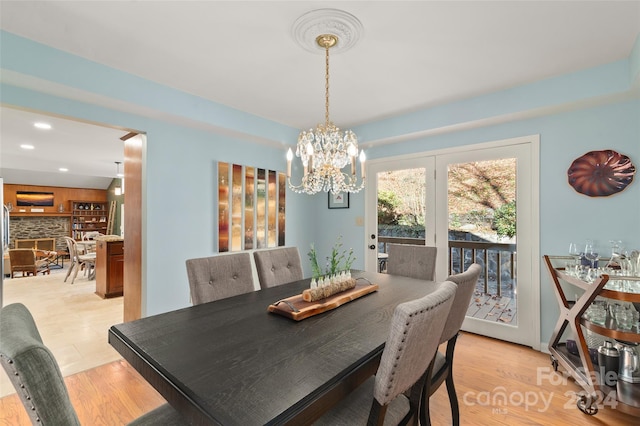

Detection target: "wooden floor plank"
[1, 265, 123, 398]
[1, 332, 637, 425]
[0, 360, 165, 425]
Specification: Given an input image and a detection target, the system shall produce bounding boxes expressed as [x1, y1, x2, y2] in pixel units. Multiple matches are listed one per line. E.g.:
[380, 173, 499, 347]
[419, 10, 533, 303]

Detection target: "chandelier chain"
[325, 42, 330, 126]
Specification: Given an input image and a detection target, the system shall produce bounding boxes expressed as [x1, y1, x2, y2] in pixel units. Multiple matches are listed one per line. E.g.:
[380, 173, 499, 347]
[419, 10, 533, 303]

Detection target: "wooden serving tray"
[268, 282, 379, 321]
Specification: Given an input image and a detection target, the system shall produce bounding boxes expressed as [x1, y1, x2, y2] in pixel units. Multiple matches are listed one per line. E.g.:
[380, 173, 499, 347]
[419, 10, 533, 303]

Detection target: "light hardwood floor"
[1, 272, 637, 424]
[1, 264, 123, 398]
[2, 332, 638, 424]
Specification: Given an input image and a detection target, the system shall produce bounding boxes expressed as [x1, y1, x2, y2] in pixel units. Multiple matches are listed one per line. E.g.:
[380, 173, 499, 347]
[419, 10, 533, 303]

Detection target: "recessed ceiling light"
[34, 122, 52, 130]
[59, 168, 69, 172]
[20, 144, 35, 150]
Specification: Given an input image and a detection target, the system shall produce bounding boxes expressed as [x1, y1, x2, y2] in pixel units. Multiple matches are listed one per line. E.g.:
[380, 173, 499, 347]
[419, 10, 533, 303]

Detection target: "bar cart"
[544, 255, 640, 417]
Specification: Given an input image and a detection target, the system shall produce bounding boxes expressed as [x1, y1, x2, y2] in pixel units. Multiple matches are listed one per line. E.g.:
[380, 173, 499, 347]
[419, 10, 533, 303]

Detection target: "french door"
[365, 136, 539, 348]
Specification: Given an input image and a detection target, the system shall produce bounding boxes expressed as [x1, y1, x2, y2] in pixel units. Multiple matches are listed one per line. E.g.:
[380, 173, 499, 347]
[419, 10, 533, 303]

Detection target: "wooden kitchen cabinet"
[96, 238, 124, 298]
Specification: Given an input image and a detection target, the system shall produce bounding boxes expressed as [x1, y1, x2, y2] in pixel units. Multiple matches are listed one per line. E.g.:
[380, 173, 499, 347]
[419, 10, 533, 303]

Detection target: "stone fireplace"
[9, 216, 71, 252]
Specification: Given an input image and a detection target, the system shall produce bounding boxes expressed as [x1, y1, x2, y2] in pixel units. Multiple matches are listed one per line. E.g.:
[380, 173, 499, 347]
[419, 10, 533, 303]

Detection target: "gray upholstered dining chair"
[253, 247, 303, 289]
[185, 252, 255, 304]
[421, 263, 482, 426]
[386, 243, 437, 281]
[313, 281, 457, 426]
[0, 303, 187, 425]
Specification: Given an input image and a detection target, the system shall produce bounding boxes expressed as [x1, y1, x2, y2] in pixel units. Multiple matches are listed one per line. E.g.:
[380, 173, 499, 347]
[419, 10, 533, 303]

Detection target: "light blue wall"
[1, 31, 639, 344]
[351, 60, 633, 145]
[307, 35, 640, 345]
[1, 84, 317, 315]
[630, 33, 640, 86]
[313, 99, 640, 344]
[0, 31, 292, 143]
[0, 31, 317, 316]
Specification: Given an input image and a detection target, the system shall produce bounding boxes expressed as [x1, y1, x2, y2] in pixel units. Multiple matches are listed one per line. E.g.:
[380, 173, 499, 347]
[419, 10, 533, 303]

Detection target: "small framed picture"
[328, 192, 349, 209]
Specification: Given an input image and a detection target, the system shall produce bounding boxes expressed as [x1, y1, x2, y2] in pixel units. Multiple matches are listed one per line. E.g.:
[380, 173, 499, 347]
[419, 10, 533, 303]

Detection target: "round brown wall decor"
[567, 149, 635, 197]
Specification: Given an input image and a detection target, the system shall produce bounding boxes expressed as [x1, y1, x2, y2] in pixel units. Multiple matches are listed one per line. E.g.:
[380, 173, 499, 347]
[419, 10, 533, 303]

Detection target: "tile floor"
[1, 265, 123, 397]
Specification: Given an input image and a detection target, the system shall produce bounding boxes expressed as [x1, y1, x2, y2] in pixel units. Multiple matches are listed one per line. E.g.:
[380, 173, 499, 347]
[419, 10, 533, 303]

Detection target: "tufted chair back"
[374, 281, 456, 406]
[420, 263, 482, 426]
[387, 244, 437, 281]
[185, 253, 255, 304]
[314, 281, 457, 425]
[440, 263, 482, 344]
[253, 247, 303, 289]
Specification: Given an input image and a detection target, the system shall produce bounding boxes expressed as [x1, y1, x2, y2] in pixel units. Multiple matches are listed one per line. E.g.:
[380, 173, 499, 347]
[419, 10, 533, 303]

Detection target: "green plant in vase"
[326, 239, 345, 277]
[303, 236, 358, 302]
[307, 244, 323, 280]
[343, 246, 355, 273]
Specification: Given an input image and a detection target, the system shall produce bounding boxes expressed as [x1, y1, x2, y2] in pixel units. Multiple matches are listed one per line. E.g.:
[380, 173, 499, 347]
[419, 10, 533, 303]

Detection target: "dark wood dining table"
[108, 270, 440, 426]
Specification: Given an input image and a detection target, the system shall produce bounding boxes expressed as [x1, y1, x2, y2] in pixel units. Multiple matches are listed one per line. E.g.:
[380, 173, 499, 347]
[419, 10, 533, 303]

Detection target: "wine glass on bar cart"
[584, 240, 599, 269]
[568, 243, 580, 275]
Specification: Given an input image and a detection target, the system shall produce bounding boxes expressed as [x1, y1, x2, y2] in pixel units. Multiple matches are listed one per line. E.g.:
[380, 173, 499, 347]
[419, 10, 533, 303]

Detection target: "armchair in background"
[8, 248, 50, 278]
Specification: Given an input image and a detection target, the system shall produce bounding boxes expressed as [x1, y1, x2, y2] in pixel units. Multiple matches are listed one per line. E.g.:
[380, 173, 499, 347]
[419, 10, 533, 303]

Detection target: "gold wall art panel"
[268, 170, 277, 247]
[257, 168, 266, 249]
[244, 167, 255, 250]
[218, 162, 286, 252]
[218, 162, 229, 252]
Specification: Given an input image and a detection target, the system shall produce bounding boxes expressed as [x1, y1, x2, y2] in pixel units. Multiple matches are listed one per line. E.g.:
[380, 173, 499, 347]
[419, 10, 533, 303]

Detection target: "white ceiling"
[1, 1, 639, 189]
[0, 107, 127, 189]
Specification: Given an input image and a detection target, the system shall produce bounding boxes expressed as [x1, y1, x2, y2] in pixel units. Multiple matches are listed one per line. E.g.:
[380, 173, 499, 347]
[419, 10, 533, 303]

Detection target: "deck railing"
[378, 236, 517, 296]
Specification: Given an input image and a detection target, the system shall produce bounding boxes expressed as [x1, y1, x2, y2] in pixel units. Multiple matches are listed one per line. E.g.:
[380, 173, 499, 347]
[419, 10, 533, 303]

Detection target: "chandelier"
[287, 33, 365, 195]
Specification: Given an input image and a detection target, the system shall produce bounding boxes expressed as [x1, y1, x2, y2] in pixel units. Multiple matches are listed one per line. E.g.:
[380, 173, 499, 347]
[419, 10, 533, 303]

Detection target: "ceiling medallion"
[292, 8, 364, 54]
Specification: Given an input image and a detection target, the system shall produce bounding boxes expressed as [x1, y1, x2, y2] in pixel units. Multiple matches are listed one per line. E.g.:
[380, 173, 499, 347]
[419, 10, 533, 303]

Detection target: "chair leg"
[366, 400, 388, 426]
[71, 261, 82, 284]
[445, 369, 460, 426]
[412, 361, 434, 426]
[420, 375, 432, 426]
[445, 334, 460, 426]
[419, 355, 444, 426]
[64, 260, 76, 283]
[420, 335, 461, 426]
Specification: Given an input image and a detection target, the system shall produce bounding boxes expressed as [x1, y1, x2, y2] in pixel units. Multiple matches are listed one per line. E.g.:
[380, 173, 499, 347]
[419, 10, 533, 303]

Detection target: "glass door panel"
[366, 139, 538, 347]
[365, 157, 433, 273]
[435, 142, 535, 346]
[447, 158, 518, 326]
